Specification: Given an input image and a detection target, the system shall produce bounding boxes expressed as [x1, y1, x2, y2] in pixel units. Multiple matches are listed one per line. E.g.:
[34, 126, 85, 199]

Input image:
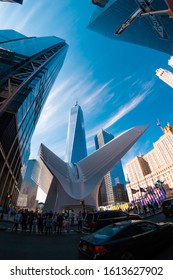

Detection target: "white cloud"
[15, 2, 42, 32]
[83, 79, 114, 107]
[86, 91, 149, 140]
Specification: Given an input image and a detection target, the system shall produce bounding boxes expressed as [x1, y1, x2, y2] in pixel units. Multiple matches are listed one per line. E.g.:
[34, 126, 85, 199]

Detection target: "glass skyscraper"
[0, 0, 23, 3]
[0, 30, 68, 209]
[88, 0, 173, 55]
[65, 102, 87, 163]
[95, 129, 126, 205]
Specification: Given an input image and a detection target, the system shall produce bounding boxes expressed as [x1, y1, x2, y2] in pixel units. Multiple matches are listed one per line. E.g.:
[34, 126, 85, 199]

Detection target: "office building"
[17, 160, 40, 210]
[0, 30, 68, 209]
[95, 129, 126, 206]
[113, 183, 128, 202]
[156, 68, 173, 88]
[65, 102, 87, 163]
[156, 56, 173, 88]
[88, 0, 173, 54]
[168, 56, 173, 68]
[126, 123, 173, 202]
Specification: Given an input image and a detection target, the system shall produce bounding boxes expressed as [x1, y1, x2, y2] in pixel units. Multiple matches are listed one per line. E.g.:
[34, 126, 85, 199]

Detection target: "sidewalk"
[0, 214, 14, 231]
[0, 210, 163, 232]
[139, 208, 162, 219]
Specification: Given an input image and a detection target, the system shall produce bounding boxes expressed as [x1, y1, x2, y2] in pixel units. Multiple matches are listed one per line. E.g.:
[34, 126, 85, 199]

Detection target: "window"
[135, 222, 158, 234]
[94, 226, 121, 240]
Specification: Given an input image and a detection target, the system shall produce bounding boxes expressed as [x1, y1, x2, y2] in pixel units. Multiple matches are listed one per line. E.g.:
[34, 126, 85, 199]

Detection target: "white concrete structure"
[38, 125, 148, 212]
[156, 68, 173, 88]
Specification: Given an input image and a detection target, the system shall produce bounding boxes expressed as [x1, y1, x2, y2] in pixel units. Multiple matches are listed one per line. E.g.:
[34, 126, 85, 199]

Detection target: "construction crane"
[92, 0, 173, 13]
[156, 119, 164, 133]
[115, 0, 173, 35]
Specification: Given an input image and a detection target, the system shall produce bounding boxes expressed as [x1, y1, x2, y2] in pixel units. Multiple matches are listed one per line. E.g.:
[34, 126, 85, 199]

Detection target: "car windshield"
[93, 225, 123, 239]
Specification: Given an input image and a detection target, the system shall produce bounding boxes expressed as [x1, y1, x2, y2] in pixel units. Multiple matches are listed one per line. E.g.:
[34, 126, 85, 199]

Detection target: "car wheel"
[120, 251, 135, 260]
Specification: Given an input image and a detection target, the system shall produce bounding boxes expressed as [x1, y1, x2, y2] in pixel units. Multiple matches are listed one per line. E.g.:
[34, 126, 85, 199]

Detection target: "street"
[144, 212, 173, 260]
[0, 212, 173, 260]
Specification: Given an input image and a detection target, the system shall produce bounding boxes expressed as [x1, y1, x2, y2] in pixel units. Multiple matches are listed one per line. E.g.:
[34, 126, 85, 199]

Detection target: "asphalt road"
[0, 212, 173, 260]
[0, 227, 82, 260]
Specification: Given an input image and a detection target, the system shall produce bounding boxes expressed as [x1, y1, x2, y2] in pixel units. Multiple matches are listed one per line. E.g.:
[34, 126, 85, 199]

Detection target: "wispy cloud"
[15, 2, 42, 32]
[0, 0, 43, 33]
[83, 79, 114, 108]
[86, 91, 149, 140]
[33, 67, 96, 136]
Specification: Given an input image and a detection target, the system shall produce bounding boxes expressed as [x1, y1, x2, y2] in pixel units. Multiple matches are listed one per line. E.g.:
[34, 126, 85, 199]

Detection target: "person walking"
[45, 214, 52, 235]
[27, 211, 34, 233]
[11, 211, 22, 232]
[21, 209, 29, 232]
[77, 211, 83, 232]
[57, 212, 64, 234]
[69, 210, 75, 226]
[37, 213, 44, 234]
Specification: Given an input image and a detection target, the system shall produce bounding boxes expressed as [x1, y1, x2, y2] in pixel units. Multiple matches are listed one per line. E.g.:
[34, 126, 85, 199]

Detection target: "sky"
[1, 0, 173, 177]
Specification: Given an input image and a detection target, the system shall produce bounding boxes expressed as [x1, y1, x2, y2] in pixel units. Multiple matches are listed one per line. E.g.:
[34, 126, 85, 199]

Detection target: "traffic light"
[7, 193, 12, 199]
[80, 200, 84, 206]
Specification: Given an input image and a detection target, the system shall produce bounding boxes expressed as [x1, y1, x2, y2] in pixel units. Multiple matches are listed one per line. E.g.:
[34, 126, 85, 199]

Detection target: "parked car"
[79, 220, 173, 260]
[82, 210, 141, 234]
[162, 198, 173, 217]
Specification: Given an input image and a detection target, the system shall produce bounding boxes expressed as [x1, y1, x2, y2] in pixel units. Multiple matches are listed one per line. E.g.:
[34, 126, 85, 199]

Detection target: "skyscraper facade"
[0, 30, 68, 208]
[126, 123, 173, 202]
[156, 56, 173, 88]
[95, 129, 126, 205]
[65, 102, 87, 163]
[17, 160, 40, 210]
[88, 0, 173, 55]
[156, 68, 173, 88]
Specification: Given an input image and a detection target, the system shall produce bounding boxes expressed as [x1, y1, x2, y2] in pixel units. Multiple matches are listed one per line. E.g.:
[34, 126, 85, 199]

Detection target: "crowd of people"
[11, 209, 86, 234]
[128, 201, 160, 216]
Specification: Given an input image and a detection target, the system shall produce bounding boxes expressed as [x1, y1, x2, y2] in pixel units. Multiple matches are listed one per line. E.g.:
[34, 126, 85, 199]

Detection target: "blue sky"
[1, 0, 173, 175]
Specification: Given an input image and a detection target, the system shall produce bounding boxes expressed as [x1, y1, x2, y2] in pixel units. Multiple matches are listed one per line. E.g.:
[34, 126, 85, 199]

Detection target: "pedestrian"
[77, 211, 83, 231]
[21, 209, 28, 232]
[45, 214, 52, 235]
[37, 213, 44, 234]
[143, 204, 147, 215]
[11, 211, 22, 232]
[69, 210, 75, 226]
[57, 212, 64, 234]
[27, 211, 34, 233]
[52, 213, 58, 233]
[154, 201, 159, 212]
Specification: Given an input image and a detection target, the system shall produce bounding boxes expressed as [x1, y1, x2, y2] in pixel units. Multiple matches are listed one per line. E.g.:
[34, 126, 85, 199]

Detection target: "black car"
[162, 198, 173, 217]
[79, 220, 173, 260]
[82, 210, 141, 233]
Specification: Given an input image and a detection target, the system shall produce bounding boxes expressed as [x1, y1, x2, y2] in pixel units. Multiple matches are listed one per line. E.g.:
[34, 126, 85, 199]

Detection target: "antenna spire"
[75, 98, 78, 106]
